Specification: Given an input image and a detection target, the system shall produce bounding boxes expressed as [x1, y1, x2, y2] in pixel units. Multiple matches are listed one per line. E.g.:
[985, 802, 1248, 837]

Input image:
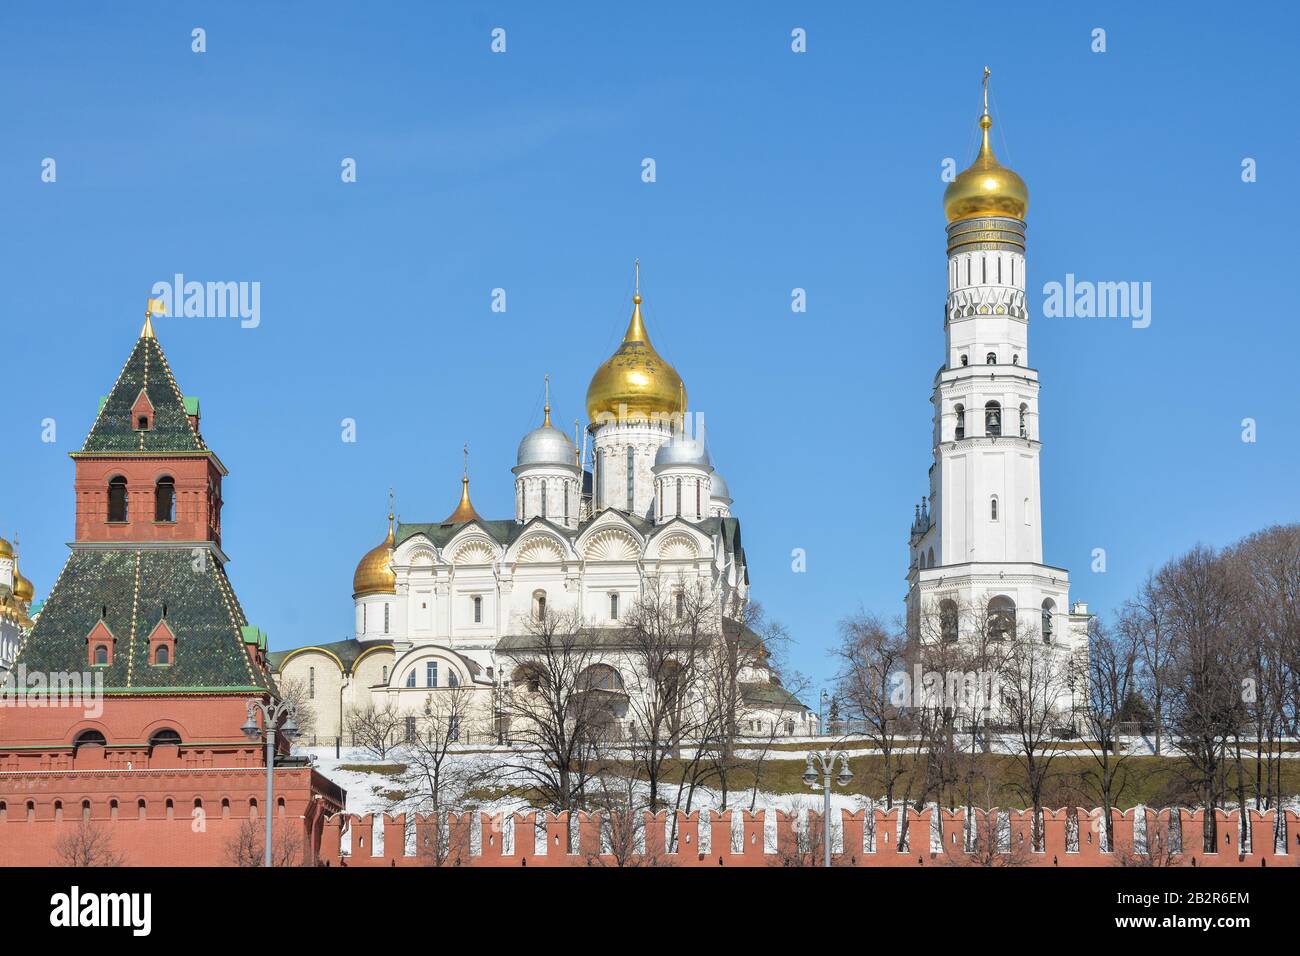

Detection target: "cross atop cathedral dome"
[517, 377, 578, 468]
[943, 67, 1029, 224]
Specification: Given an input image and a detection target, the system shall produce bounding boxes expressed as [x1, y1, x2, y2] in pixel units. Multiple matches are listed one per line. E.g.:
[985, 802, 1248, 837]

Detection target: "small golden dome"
[352, 514, 396, 598]
[586, 287, 686, 423]
[12, 559, 34, 603]
[444, 476, 482, 524]
[0, 537, 12, 559]
[943, 111, 1028, 224]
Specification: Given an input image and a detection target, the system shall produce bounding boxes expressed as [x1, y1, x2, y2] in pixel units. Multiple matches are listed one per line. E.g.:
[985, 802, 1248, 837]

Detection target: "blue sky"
[3, 2, 1296, 695]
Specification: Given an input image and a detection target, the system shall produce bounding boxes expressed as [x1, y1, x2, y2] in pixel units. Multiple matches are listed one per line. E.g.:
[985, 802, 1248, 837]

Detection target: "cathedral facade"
[906, 83, 1090, 717]
[273, 281, 813, 744]
[0, 536, 36, 677]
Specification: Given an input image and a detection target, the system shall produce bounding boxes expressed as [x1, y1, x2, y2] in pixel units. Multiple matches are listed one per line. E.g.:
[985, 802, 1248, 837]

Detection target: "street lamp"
[803, 749, 853, 868]
[242, 697, 299, 867]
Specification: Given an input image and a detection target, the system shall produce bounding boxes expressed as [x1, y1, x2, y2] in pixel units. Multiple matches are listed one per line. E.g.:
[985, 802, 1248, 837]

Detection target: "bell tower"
[907, 69, 1087, 662]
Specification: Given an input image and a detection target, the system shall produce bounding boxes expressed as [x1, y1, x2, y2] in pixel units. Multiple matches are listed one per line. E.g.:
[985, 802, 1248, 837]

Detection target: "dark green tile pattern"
[12, 548, 274, 693]
[81, 335, 206, 453]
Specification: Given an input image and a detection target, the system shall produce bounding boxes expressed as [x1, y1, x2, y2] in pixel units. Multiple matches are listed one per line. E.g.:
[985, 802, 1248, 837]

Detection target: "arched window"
[148, 728, 181, 748]
[308, 666, 315, 699]
[695, 481, 701, 518]
[473, 595, 483, 624]
[609, 592, 619, 620]
[540, 481, 547, 518]
[74, 730, 107, 750]
[1012, 354, 1020, 366]
[533, 590, 547, 621]
[927, 547, 935, 568]
[986, 352, 997, 365]
[1041, 600, 1056, 643]
[448, 671, 460, 688]
[93, 644, 109, 666]
[578, 664, 624, 692]
[954, 404, 965, 440]
[383, 603, 390, 634]
[1019, 403, 1028, 439]
[108, 476, 129, 522]
[990, 496, 999, 521]
[917, 551, 925, 570]
[405, 669, 417, 688]
[1023, 497, 1031, 526]
[988, 596, 1016, 640]
[381, 665, 388, 683]
[155, 644, 170, 665]
[985, 401, 1002, 437]
[674, 591, 686, 620]
[939, 599, 959, 642]
[959, 354, 968, 367]
[154, 476, 176, 522]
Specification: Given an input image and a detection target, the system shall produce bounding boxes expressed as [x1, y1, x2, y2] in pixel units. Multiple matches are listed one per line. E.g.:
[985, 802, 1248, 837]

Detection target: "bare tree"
[55, 820, 127, 867]
[1122, 573, 1173, 755]
[277, 677, 318, 745]
[997, 611, 1072, 852]
[620, 576, 715, 811]
[495, 608, 608, 812]
[225, 817, 304, 867]
[346, 699, 406, 760]
[1161, 544, 1250, 854]
[1080, 616, 1139, 849]
[833, 611, 910, 809]
[392, 685, 481, 866]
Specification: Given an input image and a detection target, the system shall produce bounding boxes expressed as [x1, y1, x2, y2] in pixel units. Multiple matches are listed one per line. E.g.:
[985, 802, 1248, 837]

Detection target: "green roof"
[79, 334, 207, 454]
[267, 638, 392, 673]
[11, 547, 274, 693]
[740, 680, 807, 710]
[183, 396, 200, 417]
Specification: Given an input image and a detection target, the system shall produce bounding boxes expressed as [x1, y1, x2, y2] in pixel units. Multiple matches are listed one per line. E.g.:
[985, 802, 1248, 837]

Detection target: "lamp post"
[241, 697, 299, 867]
[802, 749, 853, 868]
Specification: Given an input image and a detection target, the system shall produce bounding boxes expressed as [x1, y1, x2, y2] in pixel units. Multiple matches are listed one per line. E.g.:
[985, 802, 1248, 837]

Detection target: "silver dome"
[654, 435, 711, 470]
[516, 424, 575, 468]
[709, 469, 731, 501]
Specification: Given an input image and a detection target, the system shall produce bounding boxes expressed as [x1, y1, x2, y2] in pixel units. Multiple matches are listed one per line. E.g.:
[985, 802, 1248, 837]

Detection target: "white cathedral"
[906, 78, 1090, 717]
[273, 276, 814, 744]
[0, 535, 37, 678]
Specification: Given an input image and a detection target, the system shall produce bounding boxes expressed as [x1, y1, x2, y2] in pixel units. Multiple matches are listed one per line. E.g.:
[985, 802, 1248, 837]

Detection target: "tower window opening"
[960, 354, 968, 367]
[990, 496, 999, 521]
[541, 481, 547, 518]
[533, 590, 547, 621]
[986, 352, 997, 365]
[1012, 354, 1019, 366]
[626, 447, 635, 511]
[676, 478, 682, 517]
[954, 404, 965, 440]
[1041, 600, 1055, 643]
[154, 476, 176, 522]
[1019, 403, 1028, 439]
[939, 599, 959, 643]
[988, 596, 1016, 641]
[696, 480, 701, 518]
[985, 401, 1002, 437]
[609, 592, 619, 621]
[107, 476, 129, 522]
[473, 595, 483, 623]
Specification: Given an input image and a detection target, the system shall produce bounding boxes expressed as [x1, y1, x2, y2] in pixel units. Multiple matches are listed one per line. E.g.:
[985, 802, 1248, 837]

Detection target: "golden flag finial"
[573, 419, 581, 466]
[142, 295, 166, 339]
[633, 257, 641, 303]
[982, 66, 991, 115]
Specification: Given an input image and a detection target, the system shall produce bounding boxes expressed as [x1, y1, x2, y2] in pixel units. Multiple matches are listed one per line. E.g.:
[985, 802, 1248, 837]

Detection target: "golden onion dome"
[943, 109, 1028, 224]
[352, 513, 397, 598]
[586, 286, 686, 423]
[12, 560, 34, 603]
[0, 536, 12, 559]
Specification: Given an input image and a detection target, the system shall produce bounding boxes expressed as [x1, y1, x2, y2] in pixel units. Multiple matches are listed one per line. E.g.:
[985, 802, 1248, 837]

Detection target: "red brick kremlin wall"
[321, 806, 1300, 868]
[0, 765, 341, 866]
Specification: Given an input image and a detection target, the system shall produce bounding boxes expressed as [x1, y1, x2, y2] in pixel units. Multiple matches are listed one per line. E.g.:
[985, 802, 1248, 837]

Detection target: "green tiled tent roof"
[11, 548, 274, 693]
[80, 334, 207, 453]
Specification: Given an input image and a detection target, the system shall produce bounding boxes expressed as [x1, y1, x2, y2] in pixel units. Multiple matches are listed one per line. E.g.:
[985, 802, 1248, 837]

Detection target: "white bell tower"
[907, 69, 1089, 672]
